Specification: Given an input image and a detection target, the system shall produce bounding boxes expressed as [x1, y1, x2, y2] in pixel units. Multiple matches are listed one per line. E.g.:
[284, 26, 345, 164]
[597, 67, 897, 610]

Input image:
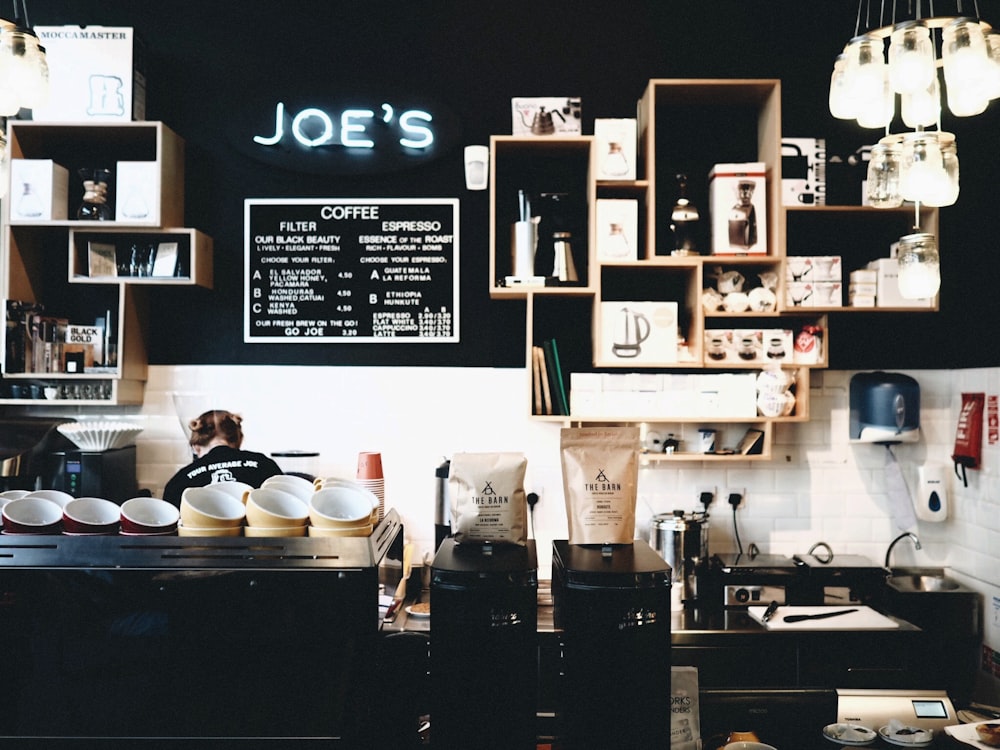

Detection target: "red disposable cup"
[356, 452, 383, 480]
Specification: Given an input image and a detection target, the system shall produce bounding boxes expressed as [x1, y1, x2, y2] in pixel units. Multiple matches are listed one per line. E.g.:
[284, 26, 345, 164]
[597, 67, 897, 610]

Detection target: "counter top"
[381, 585, 921, 639]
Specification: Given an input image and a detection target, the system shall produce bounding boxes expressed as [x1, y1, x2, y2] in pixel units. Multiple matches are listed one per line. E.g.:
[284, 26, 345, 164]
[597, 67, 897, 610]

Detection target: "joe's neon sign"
[254, 101, 434, 150]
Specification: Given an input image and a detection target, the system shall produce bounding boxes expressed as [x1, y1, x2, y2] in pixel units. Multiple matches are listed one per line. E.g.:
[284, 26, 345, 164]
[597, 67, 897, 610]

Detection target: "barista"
[162, 409, 283, 506]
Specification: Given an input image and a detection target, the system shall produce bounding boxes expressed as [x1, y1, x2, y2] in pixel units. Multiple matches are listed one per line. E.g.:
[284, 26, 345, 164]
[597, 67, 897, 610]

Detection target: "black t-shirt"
[162, 445, 284, 506]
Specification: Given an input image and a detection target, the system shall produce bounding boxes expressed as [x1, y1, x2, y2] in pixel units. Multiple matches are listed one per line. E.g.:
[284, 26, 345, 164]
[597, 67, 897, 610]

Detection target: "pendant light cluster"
[0, 1, 48, 116]
[828, 1, 995, 298]
[0, 1, 48, 200]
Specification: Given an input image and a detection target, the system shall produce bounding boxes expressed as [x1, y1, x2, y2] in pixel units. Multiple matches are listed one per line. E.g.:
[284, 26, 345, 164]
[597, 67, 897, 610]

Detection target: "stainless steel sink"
[887, 573, 962, 593]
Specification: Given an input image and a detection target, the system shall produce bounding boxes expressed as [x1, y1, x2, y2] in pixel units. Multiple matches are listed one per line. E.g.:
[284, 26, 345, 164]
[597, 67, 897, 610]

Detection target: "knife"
[783, 608, 858, 623]
[761, 600, 780, 623]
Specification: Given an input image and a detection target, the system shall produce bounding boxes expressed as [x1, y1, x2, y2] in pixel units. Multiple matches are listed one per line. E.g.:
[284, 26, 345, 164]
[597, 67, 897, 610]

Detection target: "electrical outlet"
[697, 486, 717, 508]
[727, 487, 745, 508]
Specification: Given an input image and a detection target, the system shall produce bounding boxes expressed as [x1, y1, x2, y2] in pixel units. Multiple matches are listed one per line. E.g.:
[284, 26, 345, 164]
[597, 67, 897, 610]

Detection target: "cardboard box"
[511, 97, 581, 136]
[595, 199, 639, 261]
[868, 258, 935, 308]
[594, 118, 637, 180]
[599, 301, 678, 364]
[115, 161, 159, 223]
[32, 26, 146, 122]
[709, 162, 767, 255]
[785, 256, 842, 282]
[9, 159, 69, 220]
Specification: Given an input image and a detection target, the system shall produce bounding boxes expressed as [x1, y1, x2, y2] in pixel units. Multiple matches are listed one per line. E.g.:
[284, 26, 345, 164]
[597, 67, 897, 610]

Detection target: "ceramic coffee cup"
[245, 487, 309, 528]
[3, 496, 63, 534]
[120, 497, 180, 534]
[63, 497, 121, 535]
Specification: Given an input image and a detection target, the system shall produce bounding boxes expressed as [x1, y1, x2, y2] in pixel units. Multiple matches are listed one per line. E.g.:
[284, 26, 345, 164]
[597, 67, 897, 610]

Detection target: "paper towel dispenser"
[849, 372, 920, 443]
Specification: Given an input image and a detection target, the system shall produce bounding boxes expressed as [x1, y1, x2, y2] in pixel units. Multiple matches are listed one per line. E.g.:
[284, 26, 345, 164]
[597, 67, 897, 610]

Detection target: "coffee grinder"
[552, 539, 672, 750]
[430, 538, 538, 750]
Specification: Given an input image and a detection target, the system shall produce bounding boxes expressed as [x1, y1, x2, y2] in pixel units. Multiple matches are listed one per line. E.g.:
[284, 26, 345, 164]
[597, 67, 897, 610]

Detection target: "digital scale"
[837, 689, 957, 733]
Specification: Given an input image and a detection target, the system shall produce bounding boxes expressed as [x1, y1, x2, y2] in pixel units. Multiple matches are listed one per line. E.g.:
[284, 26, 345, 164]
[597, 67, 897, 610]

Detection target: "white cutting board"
[748, 605, 900, 630]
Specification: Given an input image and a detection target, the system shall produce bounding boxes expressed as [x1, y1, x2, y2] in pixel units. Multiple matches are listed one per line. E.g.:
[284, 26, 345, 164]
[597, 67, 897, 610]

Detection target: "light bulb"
[897, 232, 941, 298]
[889, 22, 936, 94]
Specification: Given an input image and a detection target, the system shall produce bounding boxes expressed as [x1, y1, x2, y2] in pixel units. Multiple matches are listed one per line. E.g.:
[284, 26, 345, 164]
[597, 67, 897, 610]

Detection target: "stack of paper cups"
[356, 451, 384, 521]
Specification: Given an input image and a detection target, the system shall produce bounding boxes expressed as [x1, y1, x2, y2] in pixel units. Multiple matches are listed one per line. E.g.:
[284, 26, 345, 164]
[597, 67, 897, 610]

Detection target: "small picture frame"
[87, 241, 117, 277]
[152, 241, 178, 277]
[737, 428, 766, 455]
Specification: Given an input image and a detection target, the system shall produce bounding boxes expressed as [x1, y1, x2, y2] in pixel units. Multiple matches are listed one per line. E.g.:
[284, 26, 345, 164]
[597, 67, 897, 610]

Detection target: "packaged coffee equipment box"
[448, 452, 528, 546]
[560, 426, 639, 545]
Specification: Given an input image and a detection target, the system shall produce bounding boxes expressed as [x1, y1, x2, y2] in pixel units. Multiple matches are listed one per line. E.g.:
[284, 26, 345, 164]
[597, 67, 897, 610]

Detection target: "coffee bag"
[560, 426, 639, 545]
[449, 452, 528, 545]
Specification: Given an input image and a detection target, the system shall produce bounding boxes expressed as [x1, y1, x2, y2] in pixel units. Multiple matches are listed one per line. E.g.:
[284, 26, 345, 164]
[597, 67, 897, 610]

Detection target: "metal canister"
[649, 510, 709, 604]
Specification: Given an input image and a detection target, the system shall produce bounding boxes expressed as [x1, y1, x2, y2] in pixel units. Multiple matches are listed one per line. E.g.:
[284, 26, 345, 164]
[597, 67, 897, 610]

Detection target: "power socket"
[697, 486, 717, 508]
[727, 487, 745, 508]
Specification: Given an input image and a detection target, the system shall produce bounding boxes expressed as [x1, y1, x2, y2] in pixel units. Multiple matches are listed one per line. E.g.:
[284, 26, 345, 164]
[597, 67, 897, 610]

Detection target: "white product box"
[511, 97, 582, 136]
[849, 294, 877, 308]
[594, 118, 637, 180]
[781, 137, 826, 206]
[786, 282, 815, 308]
[599, 301, 678, 364]
[709, 162, 768, 255]
[868, 258, 935, 308]
[569, 372, 603, 416]
[785, 256, 842, 282]
[849, 268, 878, 284]
[115, 161, 160, 223]
[762, 329, 795, 362]
[9, 159, 69, 220]
[33, 26, 146, 122]
[849, 282, 878, 297]
[595, 199, 639, 261]
[813, 281, 843, 307]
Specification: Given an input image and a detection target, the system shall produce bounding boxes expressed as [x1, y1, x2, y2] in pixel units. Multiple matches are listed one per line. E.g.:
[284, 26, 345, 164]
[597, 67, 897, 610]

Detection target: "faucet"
[884, 532, 922, 570]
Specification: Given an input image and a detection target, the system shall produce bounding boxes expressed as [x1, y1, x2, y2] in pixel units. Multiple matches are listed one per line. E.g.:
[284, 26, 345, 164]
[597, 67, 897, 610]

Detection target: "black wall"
[25, 0, 1000, 369]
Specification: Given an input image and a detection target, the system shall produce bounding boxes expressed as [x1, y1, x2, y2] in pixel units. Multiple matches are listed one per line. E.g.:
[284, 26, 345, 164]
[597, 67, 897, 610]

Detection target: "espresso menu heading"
[244, 198, 460, 343]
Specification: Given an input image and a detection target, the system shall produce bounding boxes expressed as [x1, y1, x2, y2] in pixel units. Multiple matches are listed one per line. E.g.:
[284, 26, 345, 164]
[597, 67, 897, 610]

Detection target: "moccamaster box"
[709, 162, 768, 255]
[32, 26, 146, 122]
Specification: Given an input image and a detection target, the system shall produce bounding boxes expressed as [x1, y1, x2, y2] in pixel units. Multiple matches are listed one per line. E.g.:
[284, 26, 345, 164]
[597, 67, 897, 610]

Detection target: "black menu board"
[244, 198, 459, 343]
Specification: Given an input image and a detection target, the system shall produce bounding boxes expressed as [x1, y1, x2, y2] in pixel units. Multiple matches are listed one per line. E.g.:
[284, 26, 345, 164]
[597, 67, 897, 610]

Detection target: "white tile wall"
[42, 363, 1000, 697]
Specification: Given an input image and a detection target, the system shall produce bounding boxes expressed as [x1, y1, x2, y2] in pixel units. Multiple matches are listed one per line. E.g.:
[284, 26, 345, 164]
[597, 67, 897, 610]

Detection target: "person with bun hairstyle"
[162, 409, 283, 506]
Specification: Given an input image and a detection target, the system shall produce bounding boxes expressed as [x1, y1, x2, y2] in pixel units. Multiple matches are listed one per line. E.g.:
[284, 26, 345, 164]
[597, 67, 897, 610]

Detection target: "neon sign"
[232, 93, 459, 175]
[254, 102, 435, 151]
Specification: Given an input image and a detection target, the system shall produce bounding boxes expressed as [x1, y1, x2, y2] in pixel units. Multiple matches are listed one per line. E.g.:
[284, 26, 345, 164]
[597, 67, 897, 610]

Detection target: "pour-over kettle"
[521, 106, 566, 135]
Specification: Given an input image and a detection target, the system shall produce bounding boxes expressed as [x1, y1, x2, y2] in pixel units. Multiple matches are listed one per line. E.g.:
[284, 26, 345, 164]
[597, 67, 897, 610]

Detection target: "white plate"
[405, 604, 430, 619]
[823, 723, 877, 746]
[879, 726, 934, 748]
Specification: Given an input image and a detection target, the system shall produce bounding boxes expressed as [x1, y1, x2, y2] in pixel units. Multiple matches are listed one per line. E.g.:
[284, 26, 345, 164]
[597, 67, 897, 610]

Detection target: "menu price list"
[244, 198, 459, 343]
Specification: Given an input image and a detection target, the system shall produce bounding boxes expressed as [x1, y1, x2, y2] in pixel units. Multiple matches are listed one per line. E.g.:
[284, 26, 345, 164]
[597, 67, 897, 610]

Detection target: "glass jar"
[942, 17, 990, 116]
[889, 21, 936, 94]
[897, 231, 941, 299]
[866, 139, 903, 208]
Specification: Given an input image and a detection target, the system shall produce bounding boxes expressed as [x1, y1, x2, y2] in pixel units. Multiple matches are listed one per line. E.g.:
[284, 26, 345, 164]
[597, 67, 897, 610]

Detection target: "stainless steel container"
[650, 510, 709, 604]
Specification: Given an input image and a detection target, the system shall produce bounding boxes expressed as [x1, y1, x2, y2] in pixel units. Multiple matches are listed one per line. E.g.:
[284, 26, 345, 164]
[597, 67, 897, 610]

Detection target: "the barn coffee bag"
[449, 452, 528, 545]
[560, 426, 639, 545]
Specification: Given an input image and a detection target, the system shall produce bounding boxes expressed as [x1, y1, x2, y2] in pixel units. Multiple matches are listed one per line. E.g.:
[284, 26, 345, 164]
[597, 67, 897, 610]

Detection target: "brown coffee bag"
[449, 452, 528, 545]
[560, 426, 639, 545]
